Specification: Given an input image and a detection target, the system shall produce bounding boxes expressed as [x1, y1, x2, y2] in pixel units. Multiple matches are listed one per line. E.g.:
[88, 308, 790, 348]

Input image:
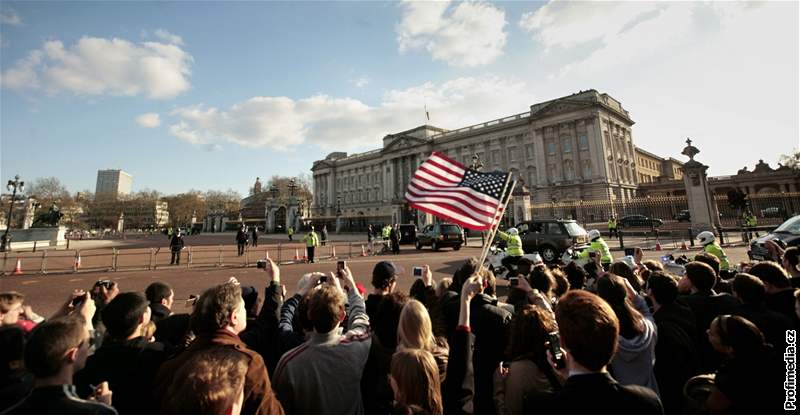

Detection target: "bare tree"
[780, 150, 800, 171]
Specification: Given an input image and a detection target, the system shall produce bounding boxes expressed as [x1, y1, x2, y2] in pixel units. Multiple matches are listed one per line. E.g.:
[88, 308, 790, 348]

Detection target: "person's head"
[451, 258, 481, 293]
[506, 227, 519, 236]
[390, 349, 443, 415]
[783, 247, 800, 274]
[563, 262, 587, 290]
[398, 300, 436, 352]
[102, 292, 151, 340]
[551, 268, 569, 298]
[506, 305, 557, 362]
[0, 292, 25, 326]
[683, 261, 717, 293]
[555, 290, 619, 372]
[24, 315, 91, 379]
[596, 274, 645, 340]
[749, 261, 791, 292]
[163, 346, 248, 415]
[374, 292, 409, 350]
[145, 282, 175, 309]
[0, 326, 26, 376]
[646, 271, 679, 308]
[372, 261, 398, 293]
[693, 252, 720, 278]
[732, 273, 766, 305]
[696, 231, 716, 246]
[191, 282, 247, 336]
[587, 229, 601, 241]
[516, 257, 535, 277]
[641, 260, 664, 272]
[707, 315, 767, 359]
[609, 261, 643, 293]
[240, 286, 261, 319]
[435, 278, 452, 298]
[307, 284, 346, 334]
[529, 265, 555, 297]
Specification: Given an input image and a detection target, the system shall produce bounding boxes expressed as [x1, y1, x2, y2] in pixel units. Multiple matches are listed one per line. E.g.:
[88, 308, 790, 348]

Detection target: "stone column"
[681, 139, 717, 233]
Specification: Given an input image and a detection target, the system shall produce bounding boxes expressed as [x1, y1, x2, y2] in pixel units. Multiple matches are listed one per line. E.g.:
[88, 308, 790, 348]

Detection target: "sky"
[1, 1, 798, 197]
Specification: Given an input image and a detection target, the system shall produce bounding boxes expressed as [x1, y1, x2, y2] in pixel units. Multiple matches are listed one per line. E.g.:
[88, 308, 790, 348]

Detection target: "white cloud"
[0, 8, 22, 26]
[154, 29, 184, 46]
[135, 113, 161, 128]
[0, 36, 193, 99]
[397, 0, 507, 67]
[351, 77, 370, 88]
[168, 76, 535, 151]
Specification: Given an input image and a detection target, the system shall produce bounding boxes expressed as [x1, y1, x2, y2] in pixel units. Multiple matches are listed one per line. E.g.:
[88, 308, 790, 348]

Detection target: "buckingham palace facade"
[311, 89, 641, 228]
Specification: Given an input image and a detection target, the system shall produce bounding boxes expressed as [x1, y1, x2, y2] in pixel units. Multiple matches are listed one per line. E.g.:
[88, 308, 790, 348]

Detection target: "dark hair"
[685, 262, 717, 292]
[693, 252, 720, 277]
[529, 265, 554, 295]
[785, 247, 800, 268]
[749, 261, 791, 288]
[102, 292, 149, 339]
[145, 282, 173, 304]
[641, 260, 664, 272]
[191, 283, 242, 336]
[24, 315, 86, 377]
[732, 273, 766, 304]
[517, 258, 535, 277]
[647, 271, 679, 306]
[308, 285, 346, 333]
[609, 261, 642, 292]
[372, 261, 397, 291]
[555, 291, 619, 371]
[713, 315, 767, 358]
[374, 292, 409, 349]
[596, 275, 645, 339]
[583, 262, 601, 279]
[563, 262, 587, 290]
[551, 268, 569, 298]
[506, 305, 557, 366]
[0, 326, 26, 376]
[451, 258, 481, 293]
[162, 346, 249, 415]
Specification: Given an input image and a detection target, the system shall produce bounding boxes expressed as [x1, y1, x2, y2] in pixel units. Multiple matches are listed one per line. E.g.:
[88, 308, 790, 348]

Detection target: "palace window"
[562, 138, 572, 153]
[547, 140, 556, 156]
[579, 135, 589, 150]
[525, 144, 534, 159]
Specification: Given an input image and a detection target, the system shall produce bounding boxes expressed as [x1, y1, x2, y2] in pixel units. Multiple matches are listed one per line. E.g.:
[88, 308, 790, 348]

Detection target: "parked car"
[415, 223, 463, 251]
[398, 224, 417, 244]
[618, 214, 663, 228]
[674, 210, 691, 222]
[760, 206, 787, 219]
[495, 219, 589, 263]
[748, 215, 800, 261]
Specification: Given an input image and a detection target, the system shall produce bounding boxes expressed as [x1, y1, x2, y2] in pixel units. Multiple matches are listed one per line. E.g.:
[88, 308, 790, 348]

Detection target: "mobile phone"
[256, 260, 267, 269]
[413, 266, 424, 277]
[94, 279, 114, 289]
[624, 248, 635, 256]
[509, 277, 519, 287]
[547, 331, 566, 369]
[319, 276, 328, 284]
[337, 260, 346, 270]
[71, 295, 86, 307]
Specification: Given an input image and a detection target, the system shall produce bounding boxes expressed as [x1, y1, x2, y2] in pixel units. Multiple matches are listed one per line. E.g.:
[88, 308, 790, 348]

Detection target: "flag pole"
[478, 175, 516, 268]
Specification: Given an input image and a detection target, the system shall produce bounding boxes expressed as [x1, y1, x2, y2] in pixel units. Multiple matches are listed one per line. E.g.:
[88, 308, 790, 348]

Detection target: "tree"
[780, 150, 800, 171]
[205, 189, 241, 216]
[265, 175, 312, 201]
[163, 190, 206, 227]
[26, 177, 72, 208]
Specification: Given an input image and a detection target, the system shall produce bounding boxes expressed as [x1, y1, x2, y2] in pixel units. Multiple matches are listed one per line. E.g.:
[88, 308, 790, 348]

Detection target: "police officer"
[697, 231, 730, 272]
[496, 227, 524, 278]
[169, 230, 184, 265]
[287, 226, 294, 241]
[581, 229, 613, 270]
[608, 216, 618, 238]
[303, 226, 320, 263]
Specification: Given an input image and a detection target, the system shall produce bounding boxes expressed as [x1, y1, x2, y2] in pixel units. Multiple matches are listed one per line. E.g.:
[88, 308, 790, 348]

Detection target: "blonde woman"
[390, 349, 443, 415]
[397, 300, 449, 383]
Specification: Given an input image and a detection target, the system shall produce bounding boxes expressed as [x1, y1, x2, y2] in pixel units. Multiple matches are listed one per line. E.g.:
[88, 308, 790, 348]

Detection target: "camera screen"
[413, 267, 423, 277]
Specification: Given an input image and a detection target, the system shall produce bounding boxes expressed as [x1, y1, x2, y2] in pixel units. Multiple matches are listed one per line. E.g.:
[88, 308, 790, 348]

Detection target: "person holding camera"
[273, 264, 371, 415]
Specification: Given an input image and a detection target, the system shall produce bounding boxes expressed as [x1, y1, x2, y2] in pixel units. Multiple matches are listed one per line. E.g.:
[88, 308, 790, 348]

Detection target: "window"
[492, 150, 500, 164]
[582, 160, 592, 178]
[547, 141, 556, 155]
[562, 138, 572, 153]
[547, 164, 557, 183]
[579, 135, 589, 150]
[564, 160, 574, 180]
[545, 223, 565, 235]
[508, 147, 516, 162]
[525, 144, 534, 159]
[527, 167, 537, 187]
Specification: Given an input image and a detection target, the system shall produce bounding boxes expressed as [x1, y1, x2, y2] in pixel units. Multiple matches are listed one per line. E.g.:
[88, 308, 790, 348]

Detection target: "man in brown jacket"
[153, 279, 284, 415]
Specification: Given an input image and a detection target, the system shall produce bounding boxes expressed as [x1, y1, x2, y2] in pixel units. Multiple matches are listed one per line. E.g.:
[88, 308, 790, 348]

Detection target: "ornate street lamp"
[288, 178, 298, 197]
[269, 184, 279, 200]
[1, 175, 25, 252]
[336, 197, 342, 216]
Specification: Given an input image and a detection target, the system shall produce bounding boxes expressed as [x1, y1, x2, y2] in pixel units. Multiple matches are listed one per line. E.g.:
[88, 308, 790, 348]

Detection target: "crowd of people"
[0, 235, 797, 415]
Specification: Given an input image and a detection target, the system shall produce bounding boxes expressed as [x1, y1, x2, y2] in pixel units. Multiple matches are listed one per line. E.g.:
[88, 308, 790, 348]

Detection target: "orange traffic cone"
[13, 259, 22, 275]
[680, 241, 688, 251]
[294, 249, 300, 261]
[331, 245, 336, 258]
[655, 243, 662, 251]
[360, 245, 367, 257]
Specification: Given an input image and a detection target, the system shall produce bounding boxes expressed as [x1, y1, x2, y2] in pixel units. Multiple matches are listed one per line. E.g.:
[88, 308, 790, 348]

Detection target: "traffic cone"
[680, 241, 688, 251]
[360, 245, 367, 257]
[655, 243, 662, 251]
[294, 249, 300, 261]
[13, 259, 22, 275]
[331, 245, 336, 258]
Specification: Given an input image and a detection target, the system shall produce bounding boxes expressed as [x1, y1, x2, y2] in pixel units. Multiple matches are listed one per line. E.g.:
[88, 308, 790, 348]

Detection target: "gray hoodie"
[610, 294, 660, 396]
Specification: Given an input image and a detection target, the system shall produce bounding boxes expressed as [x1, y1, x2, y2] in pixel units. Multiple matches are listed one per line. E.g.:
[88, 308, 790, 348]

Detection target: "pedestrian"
[367, 224, 375, 254]
[251, 226, 259, 248]
[288, 226, 294, 242]
[390, 224, 400, 255]
[169, 230, 184, 265]
[236, 226, 247, 256]
[608, 216, 618, 238]
[303, 226, 319, 263]
[321, 225, 328, 246]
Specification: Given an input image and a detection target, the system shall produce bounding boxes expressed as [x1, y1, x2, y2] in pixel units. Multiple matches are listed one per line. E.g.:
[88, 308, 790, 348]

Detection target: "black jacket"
[653, 301, 701, 415]
[74, 337, 167, 415]
[169, 235, 184, 251]
[443, 327, 474, 415]
[734, 302, 793, 349]
[239, 282, 284, 376]
[2, 385, 118, 415]
[545, 373, 663, 414]
[679, 291, 739, 372]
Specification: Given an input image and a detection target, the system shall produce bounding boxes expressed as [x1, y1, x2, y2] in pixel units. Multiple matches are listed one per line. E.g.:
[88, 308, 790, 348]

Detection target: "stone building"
[635, 147, 684, 184]
[311, 90, 643, 229]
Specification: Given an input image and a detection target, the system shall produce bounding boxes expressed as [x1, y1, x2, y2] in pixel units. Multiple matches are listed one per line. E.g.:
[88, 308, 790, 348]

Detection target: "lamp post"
[1, 175, 25, 252]
[335, 197, 342, 233]
[471, 153, 484, 171]
[269, 185, 279, 200]
[288, 178, 297, 197]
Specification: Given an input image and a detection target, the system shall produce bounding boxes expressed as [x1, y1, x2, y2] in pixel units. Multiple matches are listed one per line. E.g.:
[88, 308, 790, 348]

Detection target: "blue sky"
[1, 1, 798, 196]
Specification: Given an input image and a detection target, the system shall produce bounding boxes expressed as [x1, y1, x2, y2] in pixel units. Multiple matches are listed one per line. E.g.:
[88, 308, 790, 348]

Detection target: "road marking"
[68, 278, 84, 282]
[21, 280, 40, 285]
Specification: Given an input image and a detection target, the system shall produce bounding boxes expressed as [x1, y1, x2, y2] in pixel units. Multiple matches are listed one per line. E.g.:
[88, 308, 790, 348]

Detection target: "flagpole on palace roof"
[478, 174, 516, 268]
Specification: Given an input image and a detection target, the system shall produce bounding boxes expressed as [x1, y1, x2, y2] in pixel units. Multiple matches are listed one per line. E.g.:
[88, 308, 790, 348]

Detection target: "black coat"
[169, 235, 184, 251]
[653, 301, 702, 415]
[544, 373, 663, 415]
[239, 282, 285, 376]
[734, 302, 793, 349]
[679, 291, 739, 372]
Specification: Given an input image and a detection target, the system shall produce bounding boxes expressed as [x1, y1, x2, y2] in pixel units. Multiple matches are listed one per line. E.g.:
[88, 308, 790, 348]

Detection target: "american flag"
[404, 151, 511, 231]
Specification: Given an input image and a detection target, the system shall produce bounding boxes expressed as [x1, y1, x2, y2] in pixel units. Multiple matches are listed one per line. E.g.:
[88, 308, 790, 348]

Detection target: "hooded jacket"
[609, 295, 660, 396]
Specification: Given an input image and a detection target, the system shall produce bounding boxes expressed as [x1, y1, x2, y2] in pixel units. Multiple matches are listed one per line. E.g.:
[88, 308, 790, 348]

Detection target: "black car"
[495, 219, 588, 263]
[398, 224, 417, 244]
[618, 214, 663, 228]
[674, 210, 691, 222]
[748, 215, 800, 261]
[416, 223, 463, 251]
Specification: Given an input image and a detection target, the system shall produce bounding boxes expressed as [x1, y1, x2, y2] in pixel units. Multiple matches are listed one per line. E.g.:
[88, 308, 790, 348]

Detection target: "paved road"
[0, 241, 756, 317]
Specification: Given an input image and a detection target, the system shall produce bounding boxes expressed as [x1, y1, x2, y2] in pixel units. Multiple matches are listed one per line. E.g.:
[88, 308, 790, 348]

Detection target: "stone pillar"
[513, 184, 532, 224]
[681, 139, 717, 233]
[22, 199, 36, 230]
[117, 212, 125, 233]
